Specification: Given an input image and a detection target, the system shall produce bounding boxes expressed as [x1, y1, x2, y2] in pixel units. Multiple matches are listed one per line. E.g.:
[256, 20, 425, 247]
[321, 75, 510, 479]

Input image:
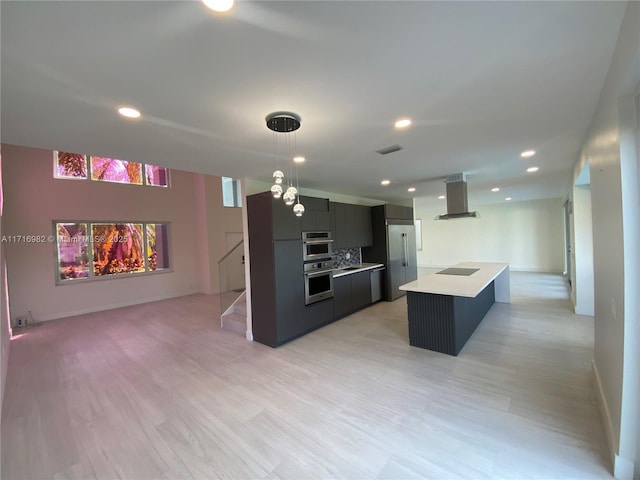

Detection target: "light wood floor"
[1, 272, 611, 479]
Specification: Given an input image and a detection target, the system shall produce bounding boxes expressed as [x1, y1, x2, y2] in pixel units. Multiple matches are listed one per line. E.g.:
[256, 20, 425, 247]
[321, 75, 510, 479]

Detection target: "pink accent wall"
[1, 144, 241, 323]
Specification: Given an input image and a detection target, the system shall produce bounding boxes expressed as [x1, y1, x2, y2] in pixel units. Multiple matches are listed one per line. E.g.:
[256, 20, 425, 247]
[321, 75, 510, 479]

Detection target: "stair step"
[233, 304, 247, 315]
[221, 313, 246, 335]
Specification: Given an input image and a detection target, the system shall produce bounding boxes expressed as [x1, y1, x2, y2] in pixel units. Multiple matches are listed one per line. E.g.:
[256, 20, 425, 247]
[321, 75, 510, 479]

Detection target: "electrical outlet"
[15, 316, 27, 327]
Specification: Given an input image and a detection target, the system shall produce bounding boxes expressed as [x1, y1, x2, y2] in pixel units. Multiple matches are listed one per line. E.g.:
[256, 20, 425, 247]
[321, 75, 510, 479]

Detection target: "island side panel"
[494, 266, 511, 303]
[453, 281, 495, 354]
[407, 292, 457, 355]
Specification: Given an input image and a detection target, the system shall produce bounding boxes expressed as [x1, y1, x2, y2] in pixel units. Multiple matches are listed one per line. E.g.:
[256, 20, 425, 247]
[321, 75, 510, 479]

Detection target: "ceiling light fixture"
[521, 150, 536, 158]
[505, 197, 512, 201]
[118, 106, 141, 119]
[293, 156, 305, 163]
[408, 187, 416, 193]
[438, 195, 445, 200]
[526, 166, 539, 173]
[491, 187, 500, 192]
[381, 180, 391, 186]
[202, 0, 234, 12]
[266, 111, 304, 216]
[394, 118, 412, 128]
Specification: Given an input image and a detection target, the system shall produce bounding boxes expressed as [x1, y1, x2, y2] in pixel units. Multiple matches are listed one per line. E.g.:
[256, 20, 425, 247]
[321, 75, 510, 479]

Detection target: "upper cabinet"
[299, 195, 331, 232]
[247, 191, 301, 240]
[331, 202, 373, 249]
[383, 204, 414, 221]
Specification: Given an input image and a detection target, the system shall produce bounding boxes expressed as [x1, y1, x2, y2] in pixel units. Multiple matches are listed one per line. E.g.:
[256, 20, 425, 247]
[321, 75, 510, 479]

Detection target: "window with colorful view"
[56, 221, 170, 282]
[53, 151, 169, 187]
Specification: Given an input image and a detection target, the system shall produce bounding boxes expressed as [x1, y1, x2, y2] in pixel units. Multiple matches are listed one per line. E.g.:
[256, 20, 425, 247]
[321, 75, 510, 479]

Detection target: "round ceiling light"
[381, 180, 391, 186]
[118, 106, 141, 118]
[293, 156, 305, 163]
[491, 187, 500, 192]
[202, 0, 234, 12]
[394, 118, 412, 128]
[438, 195, 445, 200]
[408, 187, 416, 193]
[505, 197, 512, 201]
[526, 166, 539, 173]
[521, 150, 536, 158]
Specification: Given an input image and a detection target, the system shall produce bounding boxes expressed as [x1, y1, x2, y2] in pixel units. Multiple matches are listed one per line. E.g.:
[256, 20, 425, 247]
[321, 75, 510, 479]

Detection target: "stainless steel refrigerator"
[363, 205, 418, 302]
[386, 223, 418, 300]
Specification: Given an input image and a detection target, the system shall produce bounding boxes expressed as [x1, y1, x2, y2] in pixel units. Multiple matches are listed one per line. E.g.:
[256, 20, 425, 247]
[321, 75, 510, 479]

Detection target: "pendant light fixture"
[266, 111, 304, 216]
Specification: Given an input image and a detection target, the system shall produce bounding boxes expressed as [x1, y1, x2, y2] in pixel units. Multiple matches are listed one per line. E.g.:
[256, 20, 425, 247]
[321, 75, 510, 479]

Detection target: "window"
[53, 151, 168, 187]
[55, 221, 170, 282]
[90, 157, 143, 185]
[222, 177, 242, 207]
[54, 151, 88, 179]
[145, 164, 169, 187]
[56, 223, 90, 280]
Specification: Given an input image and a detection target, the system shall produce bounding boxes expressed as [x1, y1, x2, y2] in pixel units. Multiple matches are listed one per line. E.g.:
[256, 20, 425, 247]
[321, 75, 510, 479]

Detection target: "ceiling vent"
[376, 144, 403, 155]
[435, 173, 480, 220]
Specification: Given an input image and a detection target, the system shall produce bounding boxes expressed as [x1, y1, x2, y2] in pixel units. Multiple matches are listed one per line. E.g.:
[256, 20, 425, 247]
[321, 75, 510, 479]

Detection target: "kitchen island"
[399, 262, 510, 356]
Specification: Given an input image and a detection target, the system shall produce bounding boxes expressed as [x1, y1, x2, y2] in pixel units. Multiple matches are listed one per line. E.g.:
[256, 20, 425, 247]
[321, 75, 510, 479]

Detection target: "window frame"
[53, 220, 173, 285]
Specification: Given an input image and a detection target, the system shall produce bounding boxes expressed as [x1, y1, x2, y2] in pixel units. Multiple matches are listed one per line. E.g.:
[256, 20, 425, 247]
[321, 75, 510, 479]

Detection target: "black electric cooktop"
[436, 267, 480, 276]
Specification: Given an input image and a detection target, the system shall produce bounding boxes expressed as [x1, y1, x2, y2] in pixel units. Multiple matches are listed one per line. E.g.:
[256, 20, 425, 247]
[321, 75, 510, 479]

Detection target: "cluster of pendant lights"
[267, 112, 305, 217]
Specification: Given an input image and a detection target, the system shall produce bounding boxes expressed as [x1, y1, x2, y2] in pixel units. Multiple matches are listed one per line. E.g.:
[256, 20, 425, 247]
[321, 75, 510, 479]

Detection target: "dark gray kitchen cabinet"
[333, 271, 372, 319]
[299, 195, 331, 231]
[247, 191, 334, 347]
[331, 202, 372, 248]
[351, 271, 372, 311]
[247, 191, 301, 241]
[383, 204, 413, 221]
[333, 276, 352, 319]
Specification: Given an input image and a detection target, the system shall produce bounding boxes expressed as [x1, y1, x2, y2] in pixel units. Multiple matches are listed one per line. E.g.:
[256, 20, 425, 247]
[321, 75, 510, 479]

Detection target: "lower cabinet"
[333, 271, 372, 319]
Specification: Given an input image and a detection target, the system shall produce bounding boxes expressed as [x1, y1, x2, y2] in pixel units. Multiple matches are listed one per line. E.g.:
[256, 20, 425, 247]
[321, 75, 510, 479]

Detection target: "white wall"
[572, 185, 594, 315]
[571, 3, 640, 477]
[2, 144, 241, 322]
[413, 197, 564, 272]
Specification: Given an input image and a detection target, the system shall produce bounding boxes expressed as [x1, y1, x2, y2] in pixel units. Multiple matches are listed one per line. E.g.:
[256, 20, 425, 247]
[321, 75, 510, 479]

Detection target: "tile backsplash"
[333, 247, 361, 268]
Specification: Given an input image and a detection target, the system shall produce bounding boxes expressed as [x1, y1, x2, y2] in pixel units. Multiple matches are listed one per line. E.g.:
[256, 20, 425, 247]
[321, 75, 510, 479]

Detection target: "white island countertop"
[399, 262, 510, 301]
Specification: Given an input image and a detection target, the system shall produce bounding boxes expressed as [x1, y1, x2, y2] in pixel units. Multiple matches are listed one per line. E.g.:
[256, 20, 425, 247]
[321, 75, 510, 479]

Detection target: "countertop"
[333, 263, 385, 278]
[399, 262, 509, 298]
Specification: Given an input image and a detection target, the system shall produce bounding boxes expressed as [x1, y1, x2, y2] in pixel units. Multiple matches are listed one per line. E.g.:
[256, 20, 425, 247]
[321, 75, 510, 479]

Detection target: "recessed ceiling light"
[381, 180, 391, 186]
[118, 106, 141, 119]
[505, 197, 512, 201]
[438, 195, 445, 200]
[526, 166, 539, 173]
[521, 150, 536, 158]
[491, 187, 500, 192]
[293, 156, 305, 163]
[202, 0, 234, 12]
[394, 118, 412, 128]
[408, 187, 416, 193]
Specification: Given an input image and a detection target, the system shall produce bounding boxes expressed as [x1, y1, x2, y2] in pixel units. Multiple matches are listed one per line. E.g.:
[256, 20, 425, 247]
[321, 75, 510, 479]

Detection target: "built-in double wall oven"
[302, 232, 334, 305]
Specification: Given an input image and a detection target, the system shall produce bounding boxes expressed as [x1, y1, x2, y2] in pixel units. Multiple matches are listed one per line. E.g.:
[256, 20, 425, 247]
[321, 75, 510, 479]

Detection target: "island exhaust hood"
[435, 173, 479, 220]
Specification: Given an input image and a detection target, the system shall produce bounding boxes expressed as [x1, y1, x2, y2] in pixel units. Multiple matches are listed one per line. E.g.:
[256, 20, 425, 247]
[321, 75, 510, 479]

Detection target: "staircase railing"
[218, 240, 245, 316]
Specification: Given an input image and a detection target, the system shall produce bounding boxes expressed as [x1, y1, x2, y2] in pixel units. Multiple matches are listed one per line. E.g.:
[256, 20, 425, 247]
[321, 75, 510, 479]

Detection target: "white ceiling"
[0, 1, 627, 208]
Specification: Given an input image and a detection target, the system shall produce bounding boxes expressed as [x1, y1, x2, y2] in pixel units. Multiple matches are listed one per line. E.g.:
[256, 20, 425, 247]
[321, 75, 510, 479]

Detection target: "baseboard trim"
[417, 264, 562, 274]
[30, 290, 201, 323]
[593, 359, 634, 479]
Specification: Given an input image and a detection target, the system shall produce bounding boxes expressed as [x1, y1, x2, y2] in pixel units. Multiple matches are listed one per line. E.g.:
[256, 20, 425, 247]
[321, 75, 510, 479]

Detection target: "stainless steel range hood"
[435, 173, 479, 220]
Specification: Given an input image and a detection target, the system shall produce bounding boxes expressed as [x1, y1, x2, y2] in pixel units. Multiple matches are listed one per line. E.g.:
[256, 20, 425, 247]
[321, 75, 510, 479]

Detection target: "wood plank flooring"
[1, 272, 611, 479]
